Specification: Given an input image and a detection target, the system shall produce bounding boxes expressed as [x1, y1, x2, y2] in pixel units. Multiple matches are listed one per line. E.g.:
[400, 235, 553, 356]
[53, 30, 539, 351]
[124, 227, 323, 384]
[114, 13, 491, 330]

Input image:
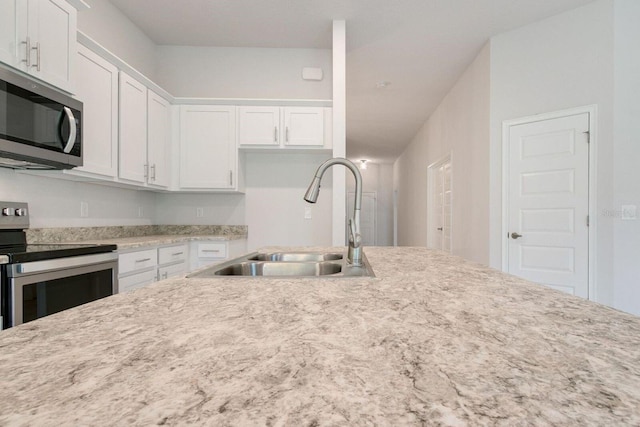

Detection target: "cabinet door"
[28, 0, 76, 93]
[0, 0, 27, 69]
[283, 107, 324, 146]
[238, 106, 280, 146]
[119, 72, 148, 184]
[180, 105, 236, 189]
[119, 270, 157, 293]
[74, 45, 118, 178]
[147, 90, 171, 188]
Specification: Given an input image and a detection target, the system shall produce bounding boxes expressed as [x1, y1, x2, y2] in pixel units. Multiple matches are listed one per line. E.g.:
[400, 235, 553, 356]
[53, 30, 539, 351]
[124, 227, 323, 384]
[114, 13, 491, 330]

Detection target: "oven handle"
[9, 253, 118, 276]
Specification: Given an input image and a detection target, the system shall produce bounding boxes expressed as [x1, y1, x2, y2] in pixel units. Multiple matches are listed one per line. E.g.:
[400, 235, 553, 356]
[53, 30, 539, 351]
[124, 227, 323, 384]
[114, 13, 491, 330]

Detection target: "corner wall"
[77, 0, 157, 79]
[394, 44, 491, 264]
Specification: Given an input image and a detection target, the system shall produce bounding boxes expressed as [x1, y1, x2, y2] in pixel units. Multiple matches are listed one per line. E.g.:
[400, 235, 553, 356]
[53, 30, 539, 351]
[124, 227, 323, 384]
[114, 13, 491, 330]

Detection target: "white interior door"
[347, 192, 376, 246]
[428, 156, 452, 252]
[507, 113, 589, 298]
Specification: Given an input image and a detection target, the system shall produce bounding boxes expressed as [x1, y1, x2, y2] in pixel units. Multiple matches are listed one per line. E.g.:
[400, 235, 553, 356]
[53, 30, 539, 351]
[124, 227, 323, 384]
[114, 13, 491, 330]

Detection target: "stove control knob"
[2, 207, 15, 216]
[14, 208, 27, 217]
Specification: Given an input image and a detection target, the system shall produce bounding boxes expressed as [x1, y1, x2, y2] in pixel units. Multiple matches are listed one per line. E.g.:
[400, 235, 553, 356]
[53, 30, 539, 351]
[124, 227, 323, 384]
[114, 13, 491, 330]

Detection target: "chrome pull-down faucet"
[304, 158, 363, 266]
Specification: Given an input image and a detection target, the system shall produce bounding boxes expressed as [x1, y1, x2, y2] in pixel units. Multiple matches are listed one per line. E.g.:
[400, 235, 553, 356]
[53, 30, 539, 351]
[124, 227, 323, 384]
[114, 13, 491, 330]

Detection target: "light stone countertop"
[1, 246, 640, 426]
[78, 233, 247, 251]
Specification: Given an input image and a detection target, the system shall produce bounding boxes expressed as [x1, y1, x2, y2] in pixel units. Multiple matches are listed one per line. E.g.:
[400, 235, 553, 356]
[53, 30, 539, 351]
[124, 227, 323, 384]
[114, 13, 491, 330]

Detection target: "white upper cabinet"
[237, 106, 327, 149]
[147, 91, 171, 188]
[283, 107, 324, 147]
[0, 1, 24, 69]
[180, 105, 238, 190]
[74, 45, 118, 178]
[0, 0, 77, 93]
[119, 71, 148, 184]
[238, 106, 280, 146]
[119, 71, 171, 189]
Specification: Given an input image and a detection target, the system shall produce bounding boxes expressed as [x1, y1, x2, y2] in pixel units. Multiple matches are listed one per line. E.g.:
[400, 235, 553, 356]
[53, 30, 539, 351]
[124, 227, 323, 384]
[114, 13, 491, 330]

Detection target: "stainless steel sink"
[247, 252, 343, 262]
[206, 261, 342, 277]
[187, 251, 375, 278]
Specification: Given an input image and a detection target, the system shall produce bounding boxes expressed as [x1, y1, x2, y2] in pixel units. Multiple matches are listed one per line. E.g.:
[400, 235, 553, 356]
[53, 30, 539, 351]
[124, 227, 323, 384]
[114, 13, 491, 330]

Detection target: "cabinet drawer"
[197, 242, 227, 259]
[119, 248, 158, 275]
[118, 269, 157, 293]
[158, 244, 188, 265]
[158, 262, 188, 281]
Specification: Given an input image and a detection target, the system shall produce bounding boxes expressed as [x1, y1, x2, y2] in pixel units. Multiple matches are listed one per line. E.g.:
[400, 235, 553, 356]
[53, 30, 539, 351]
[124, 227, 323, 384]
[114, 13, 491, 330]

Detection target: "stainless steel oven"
[0, 66, 82, 169]
[0, 201, 117, 329]
[6, 253, 117, 327]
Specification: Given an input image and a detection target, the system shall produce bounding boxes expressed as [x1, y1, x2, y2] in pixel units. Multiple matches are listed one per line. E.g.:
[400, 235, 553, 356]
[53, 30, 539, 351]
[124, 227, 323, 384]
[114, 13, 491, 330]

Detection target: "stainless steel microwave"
[0, 67, 82, 169]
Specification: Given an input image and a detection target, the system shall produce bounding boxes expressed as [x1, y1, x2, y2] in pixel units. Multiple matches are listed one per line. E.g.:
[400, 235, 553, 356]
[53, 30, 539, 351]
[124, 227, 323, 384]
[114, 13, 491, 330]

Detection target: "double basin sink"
[188, 251, 375, 278]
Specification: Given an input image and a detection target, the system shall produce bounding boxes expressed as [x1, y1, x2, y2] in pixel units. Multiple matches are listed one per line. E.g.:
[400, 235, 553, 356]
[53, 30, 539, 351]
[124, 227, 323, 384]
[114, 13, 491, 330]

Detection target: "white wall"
[394, 44, 491, 264]
[0, 169, 155, 227]
[243, 152, 333, 251]
[612, 0, 640, 314]
[77, 0, 157, 79]
[489, 0, 616, 306]
[346, 163, 394, 246]
[155, 46, 332, 99]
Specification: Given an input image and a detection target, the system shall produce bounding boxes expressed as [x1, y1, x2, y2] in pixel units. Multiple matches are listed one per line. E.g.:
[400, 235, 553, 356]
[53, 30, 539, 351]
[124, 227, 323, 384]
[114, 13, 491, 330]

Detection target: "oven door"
[6, 253, 117, 328]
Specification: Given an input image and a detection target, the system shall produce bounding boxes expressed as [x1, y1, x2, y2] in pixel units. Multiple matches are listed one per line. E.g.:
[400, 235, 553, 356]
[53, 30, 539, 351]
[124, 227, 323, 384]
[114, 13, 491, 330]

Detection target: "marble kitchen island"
[1, 247, 639, 426]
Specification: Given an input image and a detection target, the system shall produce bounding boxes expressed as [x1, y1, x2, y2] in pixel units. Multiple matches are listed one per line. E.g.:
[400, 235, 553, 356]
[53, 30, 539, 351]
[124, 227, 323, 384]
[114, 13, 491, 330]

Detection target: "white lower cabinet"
[119, 269, 157, 293]
[157, 243, 188, 280]
[190, 239, 247, 271]
[118, 248, 158, 293]
[117, 243, 190, 293]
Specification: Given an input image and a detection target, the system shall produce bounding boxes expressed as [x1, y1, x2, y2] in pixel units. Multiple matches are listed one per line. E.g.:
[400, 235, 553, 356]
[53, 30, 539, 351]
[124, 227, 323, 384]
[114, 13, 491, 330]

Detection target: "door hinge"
[586, 215, 590, 226]
[583, 131, 590, 143]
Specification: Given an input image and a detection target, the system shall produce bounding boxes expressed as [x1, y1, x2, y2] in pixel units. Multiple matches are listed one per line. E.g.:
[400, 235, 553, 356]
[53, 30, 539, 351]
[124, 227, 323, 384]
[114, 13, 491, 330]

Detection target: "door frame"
[501, 105, 598, 301]
[427, 153, 453, 251]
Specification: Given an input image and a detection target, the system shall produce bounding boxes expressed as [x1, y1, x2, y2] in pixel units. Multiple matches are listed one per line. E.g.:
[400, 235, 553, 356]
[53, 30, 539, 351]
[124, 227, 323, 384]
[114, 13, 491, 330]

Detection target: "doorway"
[427, 155, 452, 252]
[503, 109, 594, 299]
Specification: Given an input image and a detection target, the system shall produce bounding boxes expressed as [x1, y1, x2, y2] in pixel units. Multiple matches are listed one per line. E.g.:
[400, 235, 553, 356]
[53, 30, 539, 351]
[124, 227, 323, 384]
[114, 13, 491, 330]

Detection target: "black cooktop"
[0, 243, 117, 263]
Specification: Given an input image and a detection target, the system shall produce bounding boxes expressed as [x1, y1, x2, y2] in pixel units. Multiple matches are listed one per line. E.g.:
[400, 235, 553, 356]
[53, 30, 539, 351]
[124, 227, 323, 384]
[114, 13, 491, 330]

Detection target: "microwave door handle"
[62, 107, 77, 153]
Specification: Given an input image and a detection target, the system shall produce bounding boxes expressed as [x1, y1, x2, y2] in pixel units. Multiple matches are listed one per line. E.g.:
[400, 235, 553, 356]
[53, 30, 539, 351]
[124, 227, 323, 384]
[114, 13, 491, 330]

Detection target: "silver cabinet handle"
[437, 227, 443, 231]
[32, 42, 40, 71]
[171, 252, 184, 256]
[144, 164, 149, 179]
[286, 127, 289, 142]
[62, 107, 77, 153]
[21, 38, 31, 67]
[202, 249, 220, 253]
[510, 232, 523, 239]
[150, 164, 156, 181]
[274, 127, 278, 142]
[229, 170, 233, 186]
[135, 258, 152, 263]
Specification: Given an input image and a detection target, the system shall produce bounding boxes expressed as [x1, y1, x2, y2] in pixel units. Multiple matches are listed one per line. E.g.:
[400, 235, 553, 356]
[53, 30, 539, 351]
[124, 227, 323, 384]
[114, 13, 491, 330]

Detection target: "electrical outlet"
[196, 207, 204, 218]
[621, 205, 637, 220]
[80, 201, 88, 218]
[304, 206, 312, 220]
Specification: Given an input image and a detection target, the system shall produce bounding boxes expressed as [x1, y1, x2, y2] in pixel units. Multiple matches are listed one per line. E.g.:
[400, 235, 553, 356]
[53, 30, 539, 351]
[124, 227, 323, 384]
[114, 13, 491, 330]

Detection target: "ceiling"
[109, 0, 596, 164]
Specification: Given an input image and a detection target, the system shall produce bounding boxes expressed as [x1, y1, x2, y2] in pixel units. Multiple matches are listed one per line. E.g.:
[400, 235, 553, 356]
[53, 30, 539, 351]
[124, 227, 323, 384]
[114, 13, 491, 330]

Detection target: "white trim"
[501, 105, 597, 301]
[427, 153, 453, 251]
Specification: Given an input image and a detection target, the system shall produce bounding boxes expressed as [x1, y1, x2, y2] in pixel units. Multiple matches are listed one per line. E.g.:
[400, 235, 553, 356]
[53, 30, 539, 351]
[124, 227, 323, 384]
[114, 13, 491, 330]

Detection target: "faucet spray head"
[304, 177, 321, 203]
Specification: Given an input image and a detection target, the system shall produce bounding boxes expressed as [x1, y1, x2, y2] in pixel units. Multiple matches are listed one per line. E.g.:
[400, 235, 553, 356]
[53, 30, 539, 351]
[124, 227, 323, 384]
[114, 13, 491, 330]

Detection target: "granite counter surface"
[1, 247, 640, 426]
